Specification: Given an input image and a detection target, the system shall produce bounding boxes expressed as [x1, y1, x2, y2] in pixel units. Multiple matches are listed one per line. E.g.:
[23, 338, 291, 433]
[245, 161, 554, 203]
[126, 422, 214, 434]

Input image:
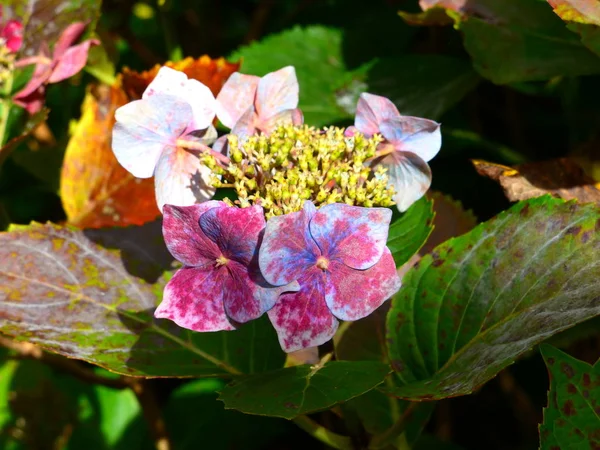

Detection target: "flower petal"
[381, 151, 432, 212]
[3, 20, 23, 53]
[257, 108, 301, 135]
[325, 248, 401, 321]
[112, 94, 192, 178]
[48, 38, 98, 84]
[223, 261, 300, 324]
[155, 267, 235, 332]
[162, 202, 224, 267]
[255, 66, 299, 121]
[199, 204, 265, 265]
[215, 72, 260, 129]
[52, 22, 86, 59]
[154, 145, 216, 211]
[355, 93, 401, 137]
[267, 269, 338, 352]
[143, 66, 217, 130]
[259, 201, 320, 286]
[309, 203, 392, 270]
[230, 107, 258, 141]
[380, 117, 441, 162]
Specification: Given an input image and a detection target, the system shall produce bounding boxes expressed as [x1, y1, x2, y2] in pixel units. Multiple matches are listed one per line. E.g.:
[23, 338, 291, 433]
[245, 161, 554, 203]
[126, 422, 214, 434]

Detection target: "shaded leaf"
[0, 104, 46, 166]
[387, 196, 435, 267]
[218, 361, 391, 419]
[473, 158, 600, 205]
[385, 196, 600, 400]
[402, 0, 600, 83]
[5, 0, 101, 56]
[539, 345, 600, 450]
[0, 222, 284, 377]
[230, 25, 369, 126]
[366, 55, 480, 120]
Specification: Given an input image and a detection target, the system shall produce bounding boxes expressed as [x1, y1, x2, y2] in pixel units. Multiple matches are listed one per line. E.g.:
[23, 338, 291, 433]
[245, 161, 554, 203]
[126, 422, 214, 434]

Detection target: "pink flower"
[259, 201, 401, 352]
[14, 22, 98, 113]
[352, 93, 441, 212]
[155, 202, 299, 331]
[0, 6, 22, 53]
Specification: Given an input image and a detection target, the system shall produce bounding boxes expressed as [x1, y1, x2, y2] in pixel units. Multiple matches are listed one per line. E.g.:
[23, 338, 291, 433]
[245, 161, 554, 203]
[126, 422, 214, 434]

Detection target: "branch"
[293, 415, 354, 450]
[130, 379, 172, 450]
[368, 401, 418, 449]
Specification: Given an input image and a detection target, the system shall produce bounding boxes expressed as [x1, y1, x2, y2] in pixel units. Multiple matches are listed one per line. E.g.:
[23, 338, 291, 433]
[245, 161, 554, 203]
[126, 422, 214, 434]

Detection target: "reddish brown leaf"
[472, 158, 600, 205]
[60, 56, 240, 229]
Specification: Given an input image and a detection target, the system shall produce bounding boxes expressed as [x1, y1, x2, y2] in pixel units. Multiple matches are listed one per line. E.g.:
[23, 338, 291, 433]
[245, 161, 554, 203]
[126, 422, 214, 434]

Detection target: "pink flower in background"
[258, 201, 401, 352]
[14, 22, 98, 113]
[352, 93, 441, 212]
[214, 66, 303, 150]
[155, 202, 299, 331]
[0, 6, 23, 53]
[112, 66, 223, 211]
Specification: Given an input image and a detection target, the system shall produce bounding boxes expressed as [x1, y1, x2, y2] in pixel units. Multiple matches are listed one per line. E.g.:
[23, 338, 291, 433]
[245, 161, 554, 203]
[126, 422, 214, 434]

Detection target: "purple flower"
[214, 66, 303, 151]
[259, 201, 401, 352]
[112, 67, 222, 211]
[155, 201, 299, 331]
[352, 93, 441, 212]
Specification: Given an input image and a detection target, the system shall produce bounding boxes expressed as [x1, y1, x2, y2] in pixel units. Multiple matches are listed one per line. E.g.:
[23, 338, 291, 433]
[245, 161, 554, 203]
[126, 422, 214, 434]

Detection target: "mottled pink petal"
[259, 201, 320, 286]
[380, 117, 441, 162]
[153, 145, 216, 211]
[309, 203, 392, 270]
[112, 94, 191, 178]
[53, 22, 86, 59]
[48, 38, 98, 83]
[355, 93, 401, 137]
[215, 72, 260, 129]
[257, 108, 299, 135]
[199, 205, 264, 265]
[211, 134, 229, 156]
[230, 107, 257, 140]
[223, 262, 300, 324]
[155, 267, 235, 332]
[381, 151, 432, 212]
[143, 66, 217, 131]
[13, 85, 45, 114]
[3, 20, 23, 52]
[267, 269, 338, 353]
[255, 66, 299, 120]
[162, 202, 224, 267]
[325, 249, 401, 321]
[13, 43, 52, 99]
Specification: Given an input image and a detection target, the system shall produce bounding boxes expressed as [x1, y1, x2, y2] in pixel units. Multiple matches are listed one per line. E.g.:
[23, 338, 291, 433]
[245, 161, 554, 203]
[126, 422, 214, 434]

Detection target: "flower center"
[215, 254, 229, 267]
[316, 256, 329, 271]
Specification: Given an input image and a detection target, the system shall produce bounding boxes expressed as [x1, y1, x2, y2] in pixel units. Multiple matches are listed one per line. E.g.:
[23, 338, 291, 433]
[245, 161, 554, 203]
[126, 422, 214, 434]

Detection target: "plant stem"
[0, 71, 14, 147]
[369, 401, 418, 449]
[176, 138, 231, 165]
[293, 415, 354, 450]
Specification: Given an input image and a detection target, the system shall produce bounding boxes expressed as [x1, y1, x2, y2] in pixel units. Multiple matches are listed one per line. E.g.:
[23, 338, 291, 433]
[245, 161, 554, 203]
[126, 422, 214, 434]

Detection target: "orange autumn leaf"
[60, 56, 240, 229]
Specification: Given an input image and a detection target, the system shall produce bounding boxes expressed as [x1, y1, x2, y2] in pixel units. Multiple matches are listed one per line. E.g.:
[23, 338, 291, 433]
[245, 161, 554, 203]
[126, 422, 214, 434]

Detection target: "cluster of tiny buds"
[0, 42, 15, 89]
[202, 124, 395, 218]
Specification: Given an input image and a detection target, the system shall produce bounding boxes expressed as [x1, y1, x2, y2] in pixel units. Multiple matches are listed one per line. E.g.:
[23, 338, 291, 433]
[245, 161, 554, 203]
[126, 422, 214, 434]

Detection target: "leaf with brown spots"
[60, 56, 240, 229]
[385, 196, 600, 400]
[539, 345, 600, 450]
[0, 222, 284, 377]
[473, 158, 600, 205]
[218, 361, 390, 419]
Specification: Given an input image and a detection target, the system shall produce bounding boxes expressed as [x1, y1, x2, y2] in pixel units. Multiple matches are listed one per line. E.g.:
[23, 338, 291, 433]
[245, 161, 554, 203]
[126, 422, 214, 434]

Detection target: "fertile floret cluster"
[204, 124, 395, 217]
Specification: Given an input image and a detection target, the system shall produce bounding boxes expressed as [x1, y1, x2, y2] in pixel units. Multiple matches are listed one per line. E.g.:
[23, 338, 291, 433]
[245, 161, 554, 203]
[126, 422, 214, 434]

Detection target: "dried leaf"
[473, 158, 600, 205]
[60, 56, 239, 229]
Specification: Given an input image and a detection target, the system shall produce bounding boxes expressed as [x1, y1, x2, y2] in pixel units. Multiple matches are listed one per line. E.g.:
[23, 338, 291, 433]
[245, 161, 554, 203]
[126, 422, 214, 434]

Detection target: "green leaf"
[0, 222, 284, 377]
[403, 0, 600, 84]
[387, 196, 435, 267]
[539, 345, 600, 450]
[385, 196, 600, 400]
[366, 55, 480, 120]
[230, 25, 369, 126]
[5, 0, 101, 55]
[218, 361, 391, 419]
[160, 379, 294, 450]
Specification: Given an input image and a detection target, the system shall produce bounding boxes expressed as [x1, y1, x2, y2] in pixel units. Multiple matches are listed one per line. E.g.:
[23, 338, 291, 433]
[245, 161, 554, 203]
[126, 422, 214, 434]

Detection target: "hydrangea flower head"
[112, 66, 221, 211]
[352, 93, 441, 212]
[14, 22, 99, 113]
[155, 201, 299, 331]
[258, 201, 401, 352]
[216, 66, 302, 140]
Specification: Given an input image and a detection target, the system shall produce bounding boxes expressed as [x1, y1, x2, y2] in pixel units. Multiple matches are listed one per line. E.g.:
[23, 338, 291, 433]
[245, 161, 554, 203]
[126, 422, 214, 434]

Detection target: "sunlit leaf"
[0, 222, 284, 377]
[473, 158, 600, 205]
[547, 1, 600, 57]
[218, 361, 390, 419]
[539, 345, 600, 450]
[385, 196, 600, 400]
